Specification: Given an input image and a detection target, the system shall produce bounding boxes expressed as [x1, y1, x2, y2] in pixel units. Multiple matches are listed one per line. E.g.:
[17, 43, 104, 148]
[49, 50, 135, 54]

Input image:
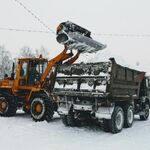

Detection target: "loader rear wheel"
[110, 106, 124, 134]
[31, 95, 54, 122]
[123, 104, 134, 128]
[140, 104, 149, 120]
[0, 94, 17, 117]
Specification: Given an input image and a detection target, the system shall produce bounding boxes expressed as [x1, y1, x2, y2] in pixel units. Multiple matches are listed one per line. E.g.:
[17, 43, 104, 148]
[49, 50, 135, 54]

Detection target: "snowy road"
[0, 111, 149, 150]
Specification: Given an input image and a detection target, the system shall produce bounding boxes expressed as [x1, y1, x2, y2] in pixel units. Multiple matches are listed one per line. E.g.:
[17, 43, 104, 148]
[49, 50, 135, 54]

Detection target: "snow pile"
[78, 48, 146, 74]
[87, 49, 128, 66]
[55, 62, 111, 92]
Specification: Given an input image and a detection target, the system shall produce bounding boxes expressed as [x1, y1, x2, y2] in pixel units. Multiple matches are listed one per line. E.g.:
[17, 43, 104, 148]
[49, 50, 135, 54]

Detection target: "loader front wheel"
[31, 95, 54, 122]
[0, 94, 17, 117]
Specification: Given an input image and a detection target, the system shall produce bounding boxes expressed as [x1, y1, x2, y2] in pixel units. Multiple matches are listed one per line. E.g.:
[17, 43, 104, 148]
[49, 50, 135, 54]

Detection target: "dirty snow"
[0, 111, 150, 150]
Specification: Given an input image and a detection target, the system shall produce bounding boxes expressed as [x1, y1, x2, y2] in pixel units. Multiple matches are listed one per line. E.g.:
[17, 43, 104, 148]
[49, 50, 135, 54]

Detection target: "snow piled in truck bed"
[0, 111, 150, 150]
[79, 49, 148, 75]
[78, 49, 131, 67]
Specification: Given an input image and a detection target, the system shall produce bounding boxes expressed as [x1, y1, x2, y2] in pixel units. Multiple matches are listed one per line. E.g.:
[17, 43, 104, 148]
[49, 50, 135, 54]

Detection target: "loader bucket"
[56, 21, 106, 53]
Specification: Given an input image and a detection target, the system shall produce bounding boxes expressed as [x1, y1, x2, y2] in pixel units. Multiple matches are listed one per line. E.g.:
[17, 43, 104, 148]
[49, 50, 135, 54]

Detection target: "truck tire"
[31, 94, 54, 122]
[61, 114, 69, 126]
[110, 106, 124, 134]
[140, 104, 149, 120]
[0, 93, 17, 117]
[123, 104, 134, 128]
[67, 112, 76, 127]
[102, 119, 111, 132]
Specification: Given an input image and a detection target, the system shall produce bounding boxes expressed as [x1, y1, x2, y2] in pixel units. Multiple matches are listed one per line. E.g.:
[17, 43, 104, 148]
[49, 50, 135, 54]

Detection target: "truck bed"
[54, 58, 145, 101]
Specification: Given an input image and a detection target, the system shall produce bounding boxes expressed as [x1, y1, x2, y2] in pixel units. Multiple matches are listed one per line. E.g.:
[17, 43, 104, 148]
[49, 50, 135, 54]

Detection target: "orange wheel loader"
[0, 21, 106, 121]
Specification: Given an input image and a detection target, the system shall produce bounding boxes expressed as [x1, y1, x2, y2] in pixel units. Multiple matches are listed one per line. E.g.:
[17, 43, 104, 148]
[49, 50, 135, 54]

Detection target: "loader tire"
[123, 104, 134, 128]
[109, 106, 124, 134]
[0, 93, 17, 117]
[31, 94, 54, 122]
[140, 104, 149, 121]
[61, 114, 69, 126]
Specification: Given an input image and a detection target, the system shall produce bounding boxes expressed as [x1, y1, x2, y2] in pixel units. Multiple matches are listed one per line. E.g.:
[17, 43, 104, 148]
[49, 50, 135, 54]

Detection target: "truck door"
[145, 77, 150, 99]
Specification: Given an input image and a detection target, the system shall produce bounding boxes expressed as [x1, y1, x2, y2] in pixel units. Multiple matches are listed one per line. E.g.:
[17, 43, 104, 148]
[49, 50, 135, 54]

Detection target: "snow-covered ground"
[0, 111, 150, 150]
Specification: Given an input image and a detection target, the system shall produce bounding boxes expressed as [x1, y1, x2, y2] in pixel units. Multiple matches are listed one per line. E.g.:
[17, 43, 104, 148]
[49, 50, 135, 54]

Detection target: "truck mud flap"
[95, 106, 114, 119]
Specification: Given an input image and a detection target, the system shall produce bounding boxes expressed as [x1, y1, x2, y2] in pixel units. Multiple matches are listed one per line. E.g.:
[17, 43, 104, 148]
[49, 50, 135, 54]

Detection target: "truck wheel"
[61, 114, 69, 126]
[31, 95, 54, 122]
[0, 94, 17, 117]
[124, 104, 134, 128]
[110, 106, 124, 134]
[66, 110, 77, 127]
[140, 104, 149, 120]
[102, 119, 110, 132]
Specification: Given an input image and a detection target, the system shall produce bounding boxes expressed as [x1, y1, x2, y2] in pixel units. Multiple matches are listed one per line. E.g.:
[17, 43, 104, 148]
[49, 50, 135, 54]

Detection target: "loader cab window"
[20, 62, 28, 77]
[19, 61, 28, 86]
[35, 62, 47, 74]
[28, 61, 47, 85]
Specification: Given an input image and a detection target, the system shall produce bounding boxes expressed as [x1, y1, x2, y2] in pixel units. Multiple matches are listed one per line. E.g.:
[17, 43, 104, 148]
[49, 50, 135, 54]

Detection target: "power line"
[14, 0, 55, 34]
[9, 0, 150, 38]
[93, 33, 150, 37]
[1, 26, 150, 38]
[0, 27, 49, 33]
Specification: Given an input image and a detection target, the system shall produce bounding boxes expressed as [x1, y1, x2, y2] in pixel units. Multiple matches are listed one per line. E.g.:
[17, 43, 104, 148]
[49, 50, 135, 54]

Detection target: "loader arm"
[64, 51, 80, 64]
[39, 46, 80, 87]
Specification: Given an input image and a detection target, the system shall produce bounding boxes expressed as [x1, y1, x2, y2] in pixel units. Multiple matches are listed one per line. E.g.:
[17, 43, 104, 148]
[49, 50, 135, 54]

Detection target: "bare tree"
[19, 46, 34, 58]
[0, 45, 13, 79]
[19, 46, 49, 58]
[35, 45, 49, 58]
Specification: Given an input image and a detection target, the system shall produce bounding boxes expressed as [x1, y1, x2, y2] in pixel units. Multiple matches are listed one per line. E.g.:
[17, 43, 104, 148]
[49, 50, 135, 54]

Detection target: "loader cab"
[17, 57, 48, 87]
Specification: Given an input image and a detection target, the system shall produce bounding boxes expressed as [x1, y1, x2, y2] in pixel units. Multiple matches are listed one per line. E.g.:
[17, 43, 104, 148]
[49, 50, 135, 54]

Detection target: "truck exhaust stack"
[56, 21, 106, 53]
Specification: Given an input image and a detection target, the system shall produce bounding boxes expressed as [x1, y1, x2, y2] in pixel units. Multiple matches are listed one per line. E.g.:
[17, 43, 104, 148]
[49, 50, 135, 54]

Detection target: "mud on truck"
[54, 58, 150, 133]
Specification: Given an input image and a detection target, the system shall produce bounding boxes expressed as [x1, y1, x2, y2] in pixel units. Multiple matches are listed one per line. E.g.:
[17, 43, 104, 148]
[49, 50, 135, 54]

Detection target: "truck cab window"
[146, 78, 150, 88]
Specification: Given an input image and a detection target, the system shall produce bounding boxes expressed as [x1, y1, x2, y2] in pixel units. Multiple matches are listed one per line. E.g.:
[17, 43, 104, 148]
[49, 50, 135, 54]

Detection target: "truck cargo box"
[54, 58, 145, 102]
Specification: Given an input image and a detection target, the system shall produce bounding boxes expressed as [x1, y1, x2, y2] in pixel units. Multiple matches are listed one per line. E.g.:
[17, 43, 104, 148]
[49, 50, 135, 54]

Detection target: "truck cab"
[140, 76, 150, 100]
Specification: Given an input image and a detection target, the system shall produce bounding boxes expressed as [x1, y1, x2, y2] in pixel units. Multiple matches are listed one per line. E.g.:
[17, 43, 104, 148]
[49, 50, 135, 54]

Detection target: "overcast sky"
[0, 0, 150, 72]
